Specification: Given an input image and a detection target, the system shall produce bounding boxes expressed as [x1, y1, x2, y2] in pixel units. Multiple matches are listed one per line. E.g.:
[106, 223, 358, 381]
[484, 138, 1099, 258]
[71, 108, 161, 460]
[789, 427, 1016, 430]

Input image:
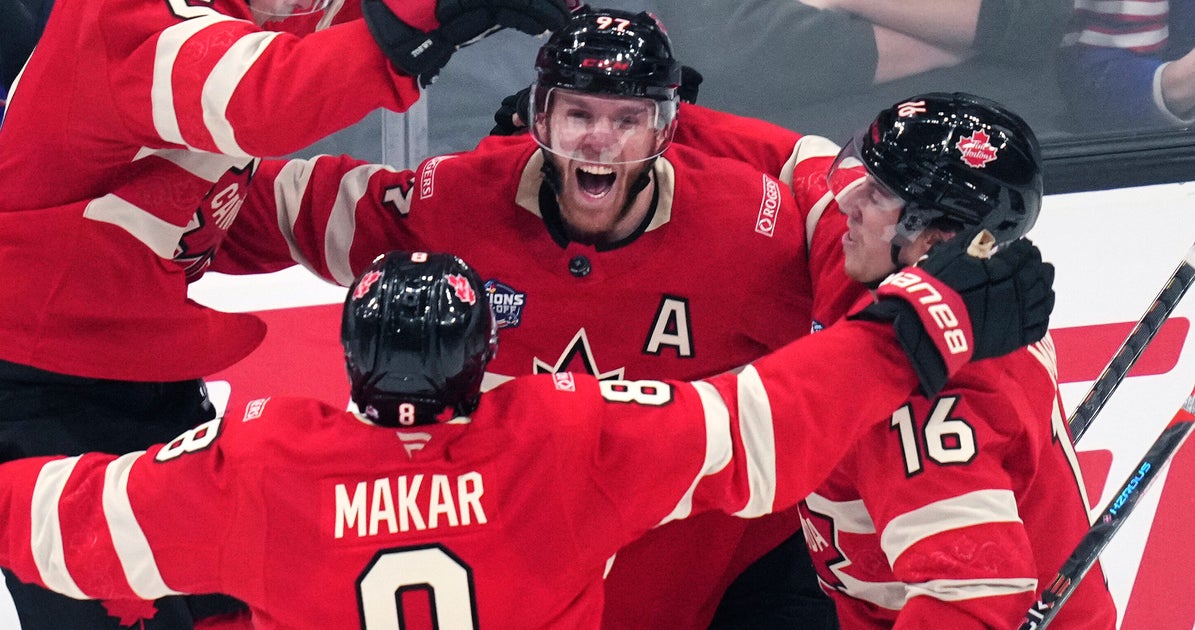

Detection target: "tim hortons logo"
[956, 130, 999, 168]
[880, 271, 968, 355]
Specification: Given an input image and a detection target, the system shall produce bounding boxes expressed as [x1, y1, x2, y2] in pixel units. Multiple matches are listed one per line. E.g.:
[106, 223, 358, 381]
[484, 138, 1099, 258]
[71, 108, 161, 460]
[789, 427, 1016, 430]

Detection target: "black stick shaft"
[1021, 396, 1195, 629]
[1069, 243, 1195, 442]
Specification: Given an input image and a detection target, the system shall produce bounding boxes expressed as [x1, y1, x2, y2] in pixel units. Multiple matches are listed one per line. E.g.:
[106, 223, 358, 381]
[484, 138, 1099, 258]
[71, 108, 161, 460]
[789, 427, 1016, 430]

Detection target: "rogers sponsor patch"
[756, 174, 782, 237]
[419, 155, 456, 200]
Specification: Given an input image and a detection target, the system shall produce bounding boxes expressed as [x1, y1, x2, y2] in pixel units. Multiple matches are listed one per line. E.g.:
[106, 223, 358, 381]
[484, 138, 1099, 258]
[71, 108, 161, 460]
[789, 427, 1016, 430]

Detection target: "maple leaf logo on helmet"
[353, 271, 383, 300]
[956, 130, 999, 168]
[447, 274, 477, 304]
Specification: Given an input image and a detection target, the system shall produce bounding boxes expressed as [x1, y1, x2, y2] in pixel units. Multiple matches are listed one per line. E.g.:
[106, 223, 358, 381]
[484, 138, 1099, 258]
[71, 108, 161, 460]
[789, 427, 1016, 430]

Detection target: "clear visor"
[249, 0, 334, 27]
[530, 86, 676, 166]
[827, 131, 925, 246]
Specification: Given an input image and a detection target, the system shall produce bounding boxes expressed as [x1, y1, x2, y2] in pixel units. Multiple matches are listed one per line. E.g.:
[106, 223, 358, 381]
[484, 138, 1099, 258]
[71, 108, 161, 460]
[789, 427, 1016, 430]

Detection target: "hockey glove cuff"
[363, 0, 570, 87]
[491, 86, 532, 135]
[679, 65, 703, 104]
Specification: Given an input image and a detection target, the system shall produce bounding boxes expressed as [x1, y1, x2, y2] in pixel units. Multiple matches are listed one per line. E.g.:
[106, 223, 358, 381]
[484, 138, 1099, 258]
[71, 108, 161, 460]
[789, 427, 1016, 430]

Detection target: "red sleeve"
[0, 428, 239, 601]
[214, 154, 422, 281]
[543, 319, 924, 547]
[101, 0, 422, 158]
[673, 103, 805, 181]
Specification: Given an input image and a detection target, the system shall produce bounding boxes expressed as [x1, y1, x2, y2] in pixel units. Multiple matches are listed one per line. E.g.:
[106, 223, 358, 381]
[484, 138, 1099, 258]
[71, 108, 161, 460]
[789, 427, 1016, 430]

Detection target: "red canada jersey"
[222, 126, 869, 630]
[798, 336, 1118, 629]
[0, 0, 423, 381]
[232, 133, 862, 385]
[0, 321, 924, 630]
[674, 103, 862, 330]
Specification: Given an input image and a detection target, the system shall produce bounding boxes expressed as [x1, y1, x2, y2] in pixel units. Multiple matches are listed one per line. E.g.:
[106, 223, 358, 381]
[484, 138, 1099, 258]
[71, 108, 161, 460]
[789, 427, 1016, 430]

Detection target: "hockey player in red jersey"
[0, 240, 1055, 630]
[221, 10, 866, 626]
[0, 0, 569, 626]
[793, 92, 1119, 628]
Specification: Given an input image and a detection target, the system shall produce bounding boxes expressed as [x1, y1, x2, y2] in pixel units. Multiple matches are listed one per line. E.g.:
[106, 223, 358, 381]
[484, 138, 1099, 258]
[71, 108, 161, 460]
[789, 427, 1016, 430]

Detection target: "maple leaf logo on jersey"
[174, 163, 254, 281]
[955, 130, 999, 168]
[797, 503, 848, 592]
[447, 274, 476, 304]
[533, 329, 625, 380]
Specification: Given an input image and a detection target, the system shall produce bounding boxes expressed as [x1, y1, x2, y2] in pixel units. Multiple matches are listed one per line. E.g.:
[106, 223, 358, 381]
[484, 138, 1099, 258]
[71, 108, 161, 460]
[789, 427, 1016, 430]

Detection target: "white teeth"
[579, 165, 614, 175]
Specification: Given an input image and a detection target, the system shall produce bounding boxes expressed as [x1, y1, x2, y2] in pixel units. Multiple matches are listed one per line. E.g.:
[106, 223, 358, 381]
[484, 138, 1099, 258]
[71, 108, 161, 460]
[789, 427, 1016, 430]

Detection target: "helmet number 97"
[595, 16, 631, 31]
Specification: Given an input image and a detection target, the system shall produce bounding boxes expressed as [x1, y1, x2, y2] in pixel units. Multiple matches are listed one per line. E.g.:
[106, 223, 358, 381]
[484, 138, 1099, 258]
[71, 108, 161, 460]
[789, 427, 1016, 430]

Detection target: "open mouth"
[576, 165, 616, 198]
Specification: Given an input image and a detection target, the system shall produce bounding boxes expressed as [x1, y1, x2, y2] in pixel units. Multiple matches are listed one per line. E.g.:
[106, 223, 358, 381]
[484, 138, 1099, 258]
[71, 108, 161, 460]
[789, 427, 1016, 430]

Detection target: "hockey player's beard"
[541, 155, 655, 246]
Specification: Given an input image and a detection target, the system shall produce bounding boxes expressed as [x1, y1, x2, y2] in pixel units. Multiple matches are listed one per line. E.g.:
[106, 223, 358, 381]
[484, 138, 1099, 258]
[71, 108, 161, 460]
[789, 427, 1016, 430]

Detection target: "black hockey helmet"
[833, 92, 1043, 246]
[341, 251, 498, 427]
[530, 8, 681, 164]
[534, 8, 680, 102]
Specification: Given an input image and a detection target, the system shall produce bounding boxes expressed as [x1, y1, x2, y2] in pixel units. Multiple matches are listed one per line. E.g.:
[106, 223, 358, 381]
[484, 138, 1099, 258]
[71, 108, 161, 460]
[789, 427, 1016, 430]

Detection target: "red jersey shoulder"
[664, 143, 804, 248]
[410, 139, 537, 208]
[210, 396, 350, 462]
[933, 345, 1056, 438]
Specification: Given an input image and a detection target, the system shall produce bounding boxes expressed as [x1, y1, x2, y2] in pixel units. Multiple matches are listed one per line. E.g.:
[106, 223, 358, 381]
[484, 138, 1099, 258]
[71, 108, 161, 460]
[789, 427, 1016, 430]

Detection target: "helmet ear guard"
[341, 251, 498, 427]
[856, 92, 1043, 247]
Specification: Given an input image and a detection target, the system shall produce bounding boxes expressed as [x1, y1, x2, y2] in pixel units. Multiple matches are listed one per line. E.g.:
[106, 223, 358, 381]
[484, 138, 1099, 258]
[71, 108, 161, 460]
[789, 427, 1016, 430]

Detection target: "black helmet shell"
[860, 92, 1043, 245]
[341, 251, 497, 426]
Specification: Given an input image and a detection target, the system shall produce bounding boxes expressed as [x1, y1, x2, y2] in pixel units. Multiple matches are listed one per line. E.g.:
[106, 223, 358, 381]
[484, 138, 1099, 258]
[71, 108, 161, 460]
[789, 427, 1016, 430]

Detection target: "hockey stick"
[1068, 241, 1195, 443]
[1019, 387, 1195, 630]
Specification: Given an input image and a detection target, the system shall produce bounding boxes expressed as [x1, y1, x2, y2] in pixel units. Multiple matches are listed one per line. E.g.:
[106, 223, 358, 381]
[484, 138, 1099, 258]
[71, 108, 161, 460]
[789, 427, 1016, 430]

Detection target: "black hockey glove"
[679, 64, 703, 104]
[850, 229, 1055, 398]
[363, 0, 570, 87]
[490, 86, 532, 135]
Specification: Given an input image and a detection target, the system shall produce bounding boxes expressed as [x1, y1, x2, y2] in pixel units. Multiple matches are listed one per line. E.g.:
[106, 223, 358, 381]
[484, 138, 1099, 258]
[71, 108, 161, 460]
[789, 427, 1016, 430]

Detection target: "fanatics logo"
[755, 175, 782, 237]
[485, 279, 527, 328]
[552, 373, 576, 392]
[955, 130, 999, 168]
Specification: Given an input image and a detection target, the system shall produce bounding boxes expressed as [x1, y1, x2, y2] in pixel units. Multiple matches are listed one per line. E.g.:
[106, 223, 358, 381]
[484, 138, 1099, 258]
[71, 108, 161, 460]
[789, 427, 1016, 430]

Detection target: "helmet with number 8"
[341, 251, 498, 427]
[836, 92, 1043, 246]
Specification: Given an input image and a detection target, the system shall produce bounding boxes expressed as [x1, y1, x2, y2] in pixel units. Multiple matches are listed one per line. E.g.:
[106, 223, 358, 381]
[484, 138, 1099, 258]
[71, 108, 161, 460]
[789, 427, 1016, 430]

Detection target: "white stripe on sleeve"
[83, 194, 189, 259]
[30, 457, 88, 600]
[133, 147, 248, 183]
[152, 15, 235, 148]
[880, 489, 1022, 562]
[103, 452, 184, 599]
[907, 577, 1038, 602]
[325, 164, 396, 285]
[203, 31, 282, 157]
[272, 159, 396, 285]
[732, 365, 777, 517]
[1076, 25, 1168, 49]
[657, 380, 732, 526]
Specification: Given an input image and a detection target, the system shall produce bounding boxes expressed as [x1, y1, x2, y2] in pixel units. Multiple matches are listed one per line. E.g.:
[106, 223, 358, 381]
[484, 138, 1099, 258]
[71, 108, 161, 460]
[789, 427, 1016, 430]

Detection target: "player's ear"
[911, 228, 957, 260]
